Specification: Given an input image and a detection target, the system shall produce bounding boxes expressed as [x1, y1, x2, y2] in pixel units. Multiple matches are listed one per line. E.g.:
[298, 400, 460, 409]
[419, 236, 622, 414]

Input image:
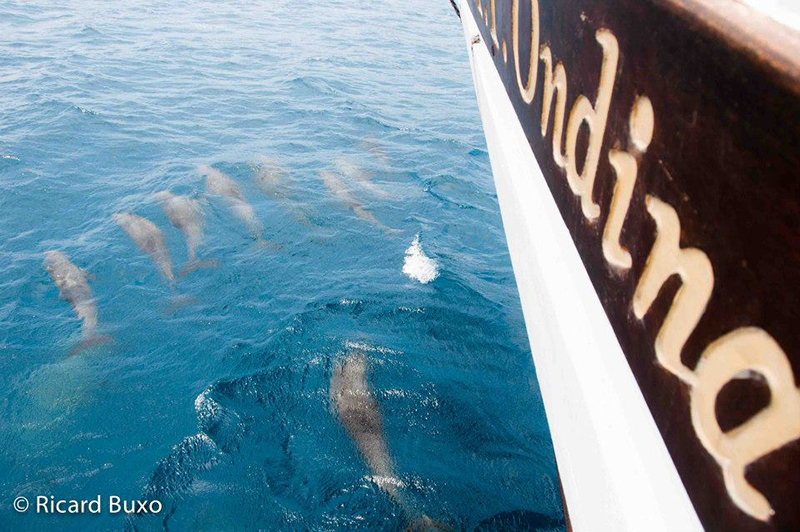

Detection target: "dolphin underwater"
[199, 165, 273, 247]
[360, 136, 391, 170]
[152, 191, 218, 277]
[319, 170, 397, 234]
[253, 156, 289, 200]
[334, 156, 388, 198]
[43, 251, 111, 356]
[113, 213, 176, 288]
[330, 350, 445, 531]
[253, 157, 314, 227]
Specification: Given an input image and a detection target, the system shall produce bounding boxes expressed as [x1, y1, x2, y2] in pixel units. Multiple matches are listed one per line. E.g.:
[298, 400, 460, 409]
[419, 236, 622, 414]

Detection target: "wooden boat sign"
[466, 0, 800, 529]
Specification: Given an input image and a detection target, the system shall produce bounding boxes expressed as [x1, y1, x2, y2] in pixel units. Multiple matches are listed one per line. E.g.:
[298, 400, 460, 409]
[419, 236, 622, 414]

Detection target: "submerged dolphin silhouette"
[330, 350, 446, 531]
[199, 165, 275, 248]
[113, 212, 176, 288]
[319, 170, 398, 234]
[334, 156, 388, 198]
[253, 157, 315, 227]
[43, 251, 110, 356]
[253, 156, 289, 200]
[152, 191, 218, 277]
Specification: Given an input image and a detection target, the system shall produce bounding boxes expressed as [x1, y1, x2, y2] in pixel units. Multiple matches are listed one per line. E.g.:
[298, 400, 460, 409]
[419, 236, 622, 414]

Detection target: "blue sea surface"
[0, 1, 563, 530]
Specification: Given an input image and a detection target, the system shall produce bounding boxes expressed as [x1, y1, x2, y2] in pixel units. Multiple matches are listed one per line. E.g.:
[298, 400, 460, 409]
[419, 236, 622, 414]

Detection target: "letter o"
[150, 500, 163, 514]
[512, 0, 539, 103]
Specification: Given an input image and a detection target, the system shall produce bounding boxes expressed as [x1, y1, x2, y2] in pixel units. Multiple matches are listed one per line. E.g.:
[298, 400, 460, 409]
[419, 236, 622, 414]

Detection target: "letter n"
[633, 196, 713, 385]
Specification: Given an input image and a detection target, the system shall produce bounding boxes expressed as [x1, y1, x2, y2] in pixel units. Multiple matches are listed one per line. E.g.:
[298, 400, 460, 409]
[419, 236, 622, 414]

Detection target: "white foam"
[194, 388, 211, 414]
[402, 234, 439, 284]
[343, 341, 402, 355]
[368, 475, 405, 491]
[194, 387, 221, 430]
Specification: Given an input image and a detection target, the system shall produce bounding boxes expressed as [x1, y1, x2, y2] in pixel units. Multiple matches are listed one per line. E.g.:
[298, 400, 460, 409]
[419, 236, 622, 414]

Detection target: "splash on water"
[403, 234, 439, 284]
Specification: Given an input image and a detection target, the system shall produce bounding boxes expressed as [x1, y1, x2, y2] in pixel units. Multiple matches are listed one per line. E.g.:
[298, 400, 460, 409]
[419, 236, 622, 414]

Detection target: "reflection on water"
[0, 0, 563, 530]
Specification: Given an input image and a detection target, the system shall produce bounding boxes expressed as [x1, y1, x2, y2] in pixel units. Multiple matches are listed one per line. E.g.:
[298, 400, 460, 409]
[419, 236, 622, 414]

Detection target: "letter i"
[602, 96, 654, 269]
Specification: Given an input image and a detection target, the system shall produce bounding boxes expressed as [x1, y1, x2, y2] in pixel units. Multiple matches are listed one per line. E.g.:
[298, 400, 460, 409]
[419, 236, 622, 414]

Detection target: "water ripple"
[0, 0, 562, 530]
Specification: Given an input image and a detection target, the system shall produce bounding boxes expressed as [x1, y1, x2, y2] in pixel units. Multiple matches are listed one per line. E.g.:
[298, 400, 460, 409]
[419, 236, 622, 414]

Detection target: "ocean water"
[0, 1, 563, 530]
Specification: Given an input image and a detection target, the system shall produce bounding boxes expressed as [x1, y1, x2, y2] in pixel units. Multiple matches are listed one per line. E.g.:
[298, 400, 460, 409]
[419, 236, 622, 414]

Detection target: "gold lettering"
[602, 96, 654, 269]
[633, 196, 713, 385]
[475, 0, 486, 22]
[539, 46, 567, 167]
[465, 6, 800, 521]
[512, 0, 539, 104]
[604, 152, 636, 268]
[564, 29, 619, 220]
[691, 327, 800, 521]
[490, 0, 499, 50]
[629, 95, 655, 151]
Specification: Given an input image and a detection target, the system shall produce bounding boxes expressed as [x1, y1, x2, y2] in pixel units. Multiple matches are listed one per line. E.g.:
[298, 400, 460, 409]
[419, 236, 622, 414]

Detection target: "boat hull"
[460, 0, 800, 530]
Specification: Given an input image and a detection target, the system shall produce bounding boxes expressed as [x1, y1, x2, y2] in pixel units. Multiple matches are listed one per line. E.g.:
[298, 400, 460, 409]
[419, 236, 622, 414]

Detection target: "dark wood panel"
[466, 1, 800, 530]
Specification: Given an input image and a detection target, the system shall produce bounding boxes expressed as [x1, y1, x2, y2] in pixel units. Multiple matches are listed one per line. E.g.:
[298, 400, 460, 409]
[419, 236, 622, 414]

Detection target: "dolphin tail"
[404, 515, 450, 532]
[69, 334, 112, 357]
[178, 259, 220, 278]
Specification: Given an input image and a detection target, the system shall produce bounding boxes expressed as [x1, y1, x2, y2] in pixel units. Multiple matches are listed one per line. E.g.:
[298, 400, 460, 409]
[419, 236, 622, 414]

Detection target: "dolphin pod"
[152, 191, 218, 277]
[42, 149, 410, 352]
[37, 151, 456, 527]
[45, 155, 405, 347]
[330, 350, 445, 531]
[43, 251, 111, 356]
